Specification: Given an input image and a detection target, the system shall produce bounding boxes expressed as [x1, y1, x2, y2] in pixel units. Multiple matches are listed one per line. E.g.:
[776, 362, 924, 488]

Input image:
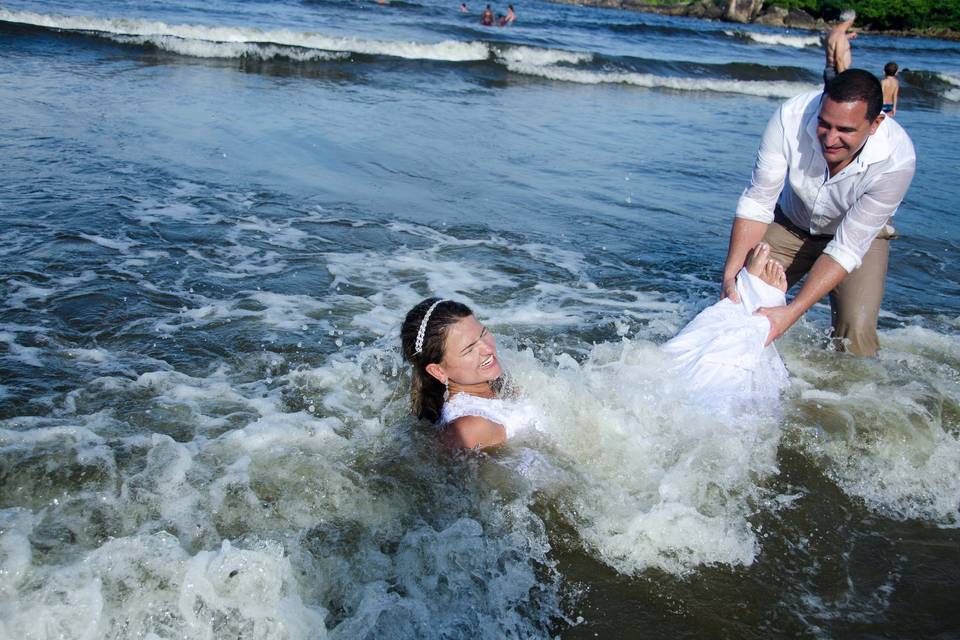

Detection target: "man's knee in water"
[830, 305, 880, 356]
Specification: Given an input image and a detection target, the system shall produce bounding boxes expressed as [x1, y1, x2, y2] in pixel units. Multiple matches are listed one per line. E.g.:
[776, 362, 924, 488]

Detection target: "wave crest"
[503, 60, 816, 98]
[727, 30, 822, 49]
[0, 8, 490, 62]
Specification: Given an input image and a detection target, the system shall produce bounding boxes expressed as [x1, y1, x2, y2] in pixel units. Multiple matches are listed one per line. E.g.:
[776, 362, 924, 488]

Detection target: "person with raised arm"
[824, 9, 857, 85]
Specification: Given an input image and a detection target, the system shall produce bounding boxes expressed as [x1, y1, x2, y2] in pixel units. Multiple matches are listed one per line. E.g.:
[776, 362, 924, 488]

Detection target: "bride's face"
[438, 315, 501, 385]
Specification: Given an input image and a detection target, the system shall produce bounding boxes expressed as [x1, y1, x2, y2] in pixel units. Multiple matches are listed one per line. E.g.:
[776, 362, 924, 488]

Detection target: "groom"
[720, 69, 916, 356]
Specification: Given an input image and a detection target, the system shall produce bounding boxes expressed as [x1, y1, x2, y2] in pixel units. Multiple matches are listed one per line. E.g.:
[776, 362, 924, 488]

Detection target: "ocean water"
[1, 0, 959, 638]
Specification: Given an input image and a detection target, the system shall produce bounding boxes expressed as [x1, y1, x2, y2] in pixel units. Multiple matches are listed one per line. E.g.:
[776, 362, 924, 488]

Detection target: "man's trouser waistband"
[774, 205, 834, 240]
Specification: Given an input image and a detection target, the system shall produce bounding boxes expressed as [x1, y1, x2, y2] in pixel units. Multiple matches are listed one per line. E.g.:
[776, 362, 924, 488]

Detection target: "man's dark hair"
[825, 69, 883, 121]
[884, 61, 899, 77]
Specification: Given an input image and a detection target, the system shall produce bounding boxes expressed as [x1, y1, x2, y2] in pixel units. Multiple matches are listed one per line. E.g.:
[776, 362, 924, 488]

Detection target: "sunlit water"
[1, 0, 959, 638]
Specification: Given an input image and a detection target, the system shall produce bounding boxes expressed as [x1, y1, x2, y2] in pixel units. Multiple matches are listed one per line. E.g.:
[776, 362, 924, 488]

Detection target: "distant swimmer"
[506, 4, 516, 24]
[824, 9, 856, 85]
[881, 61, 900, 117]
[481, 4, 494, 25]
[460, 2, 468, 12]
[497, 13, 507, 27]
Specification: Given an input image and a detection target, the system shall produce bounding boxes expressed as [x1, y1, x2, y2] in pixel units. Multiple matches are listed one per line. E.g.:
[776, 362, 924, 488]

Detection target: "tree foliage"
[766, 0, 960, 32]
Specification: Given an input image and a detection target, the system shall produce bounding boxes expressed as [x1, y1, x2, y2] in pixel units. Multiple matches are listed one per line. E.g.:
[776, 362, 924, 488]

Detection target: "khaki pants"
[762, 214, 891, 356]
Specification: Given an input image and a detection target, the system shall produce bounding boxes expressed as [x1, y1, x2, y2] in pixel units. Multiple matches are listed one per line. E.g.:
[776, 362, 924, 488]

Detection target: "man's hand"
[721, 276, 740, 304]
[755, 254, 847, 345]
[721, 218, 768, 305]
[755, 304, 801, 346]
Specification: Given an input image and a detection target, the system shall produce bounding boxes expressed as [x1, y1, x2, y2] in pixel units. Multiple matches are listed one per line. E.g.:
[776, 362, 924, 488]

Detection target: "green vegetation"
[767, 0, 960, 32]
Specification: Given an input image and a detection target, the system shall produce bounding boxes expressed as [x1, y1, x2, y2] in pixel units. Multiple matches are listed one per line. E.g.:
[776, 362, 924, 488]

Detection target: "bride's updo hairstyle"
[401, 297, 473, 423]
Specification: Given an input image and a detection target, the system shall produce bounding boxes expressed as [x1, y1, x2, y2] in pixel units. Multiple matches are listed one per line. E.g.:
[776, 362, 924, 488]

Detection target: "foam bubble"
[78, 233, 139, 253]
[6, 280, 56, 308]
[0, 331, 44, 367]
[66, 348, 111, 364]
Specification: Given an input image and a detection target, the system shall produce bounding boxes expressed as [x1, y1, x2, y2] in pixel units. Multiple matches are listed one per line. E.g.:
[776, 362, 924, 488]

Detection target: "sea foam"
[0, 8, 490, 62]
[729, 30, 822, 49]
[502, 60, 817, 98]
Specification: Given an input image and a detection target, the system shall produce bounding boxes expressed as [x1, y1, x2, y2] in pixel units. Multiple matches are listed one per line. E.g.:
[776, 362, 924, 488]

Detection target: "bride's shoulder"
[441, 414, 506, 450]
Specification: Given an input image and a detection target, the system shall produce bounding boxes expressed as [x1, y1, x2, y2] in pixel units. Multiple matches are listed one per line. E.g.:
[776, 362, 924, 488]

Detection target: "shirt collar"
[857, 116, 892, 166]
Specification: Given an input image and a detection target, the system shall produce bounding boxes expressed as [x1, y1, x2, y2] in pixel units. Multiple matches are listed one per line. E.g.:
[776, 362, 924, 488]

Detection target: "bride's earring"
[443, 378, 449, 401]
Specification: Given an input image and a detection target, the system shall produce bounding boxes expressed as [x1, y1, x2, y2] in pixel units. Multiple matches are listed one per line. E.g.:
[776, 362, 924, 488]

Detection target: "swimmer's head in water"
[402, 298, 473, 422]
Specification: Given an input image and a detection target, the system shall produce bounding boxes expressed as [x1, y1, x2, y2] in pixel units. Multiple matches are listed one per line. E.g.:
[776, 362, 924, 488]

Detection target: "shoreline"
[543, 0, 960, 42]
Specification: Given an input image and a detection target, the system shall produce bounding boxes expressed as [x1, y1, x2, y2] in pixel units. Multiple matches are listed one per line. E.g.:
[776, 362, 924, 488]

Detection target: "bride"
[400, 298, 539, 450]
[400, 244, 790, 448]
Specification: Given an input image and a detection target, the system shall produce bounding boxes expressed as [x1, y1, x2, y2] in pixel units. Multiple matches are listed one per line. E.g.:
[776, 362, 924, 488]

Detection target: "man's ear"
[425, 363, 446, 383]
[869, 112, 885, 135]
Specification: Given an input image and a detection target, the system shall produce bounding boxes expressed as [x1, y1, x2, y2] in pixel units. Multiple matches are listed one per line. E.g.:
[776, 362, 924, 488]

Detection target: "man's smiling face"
[817, 96, 883, 175]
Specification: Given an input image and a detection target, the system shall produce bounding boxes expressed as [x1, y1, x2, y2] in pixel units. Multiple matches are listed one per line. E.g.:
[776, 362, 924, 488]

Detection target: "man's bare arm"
[756, 253, 848, 344]
[721, 218, 769, 303]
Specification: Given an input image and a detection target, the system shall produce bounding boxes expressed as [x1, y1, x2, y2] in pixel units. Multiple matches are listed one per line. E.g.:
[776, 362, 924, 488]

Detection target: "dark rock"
[784, 9, 818, 29]
[692, 0, 724, 20]
[754, 6, 787, 27]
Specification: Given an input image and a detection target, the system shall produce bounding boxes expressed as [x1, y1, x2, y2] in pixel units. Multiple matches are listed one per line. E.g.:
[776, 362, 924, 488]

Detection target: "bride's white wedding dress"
[440, 391, 542, 438]
[662, 267, 789, 404]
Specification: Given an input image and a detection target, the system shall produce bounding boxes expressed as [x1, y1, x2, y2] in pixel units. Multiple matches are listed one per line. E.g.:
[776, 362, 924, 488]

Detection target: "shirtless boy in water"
[881, 61, 900, 117]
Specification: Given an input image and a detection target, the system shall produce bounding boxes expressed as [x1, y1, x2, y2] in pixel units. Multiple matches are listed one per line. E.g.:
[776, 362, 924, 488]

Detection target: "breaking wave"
[728, 30, 822, 48]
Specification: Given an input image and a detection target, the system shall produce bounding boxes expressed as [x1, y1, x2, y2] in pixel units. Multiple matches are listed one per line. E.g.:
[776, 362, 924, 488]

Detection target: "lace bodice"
[439, 392, 542, 438]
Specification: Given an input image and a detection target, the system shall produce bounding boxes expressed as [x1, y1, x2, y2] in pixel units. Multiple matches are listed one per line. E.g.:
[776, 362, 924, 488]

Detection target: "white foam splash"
[109, 34, 347, 61]
[789, 325, 960, 526]
[5, 280, 56, 309]
[937, 72, 960, 101]
[732, 30, 822, 48]
[78, 233, 139, 253]
[0, 530, 328, 640]
[494, 45, 592, 67]
[939, 72, 960, 87]
[0, 331, 44, 367]
[0, 349, 564, 637]
[505, 341, 783, 575]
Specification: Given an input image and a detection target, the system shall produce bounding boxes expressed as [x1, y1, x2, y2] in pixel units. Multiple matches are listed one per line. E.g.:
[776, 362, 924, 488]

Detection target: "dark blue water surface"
[1, 1, 959, 638]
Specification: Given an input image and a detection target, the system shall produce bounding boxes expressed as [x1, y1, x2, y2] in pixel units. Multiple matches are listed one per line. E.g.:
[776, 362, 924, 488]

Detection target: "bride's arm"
[441, 415, 507, 450]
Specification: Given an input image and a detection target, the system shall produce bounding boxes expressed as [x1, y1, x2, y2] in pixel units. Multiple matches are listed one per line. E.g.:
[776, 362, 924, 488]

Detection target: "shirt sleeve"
[735, 104, 789, 223]
[824, 162, 916, 272]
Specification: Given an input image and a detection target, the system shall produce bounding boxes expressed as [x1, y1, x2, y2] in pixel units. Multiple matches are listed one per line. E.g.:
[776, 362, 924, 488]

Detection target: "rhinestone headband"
[414, 299, 448, 355]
